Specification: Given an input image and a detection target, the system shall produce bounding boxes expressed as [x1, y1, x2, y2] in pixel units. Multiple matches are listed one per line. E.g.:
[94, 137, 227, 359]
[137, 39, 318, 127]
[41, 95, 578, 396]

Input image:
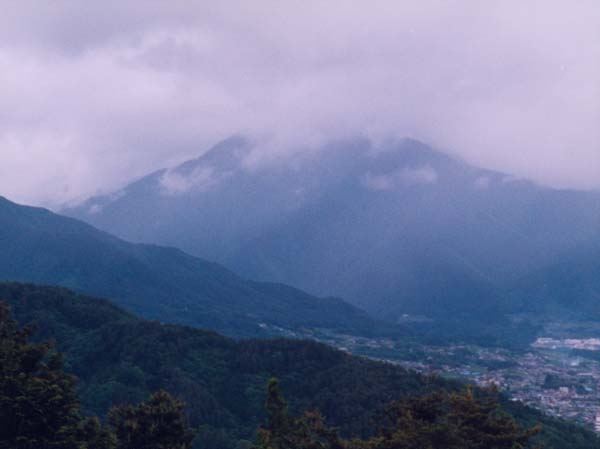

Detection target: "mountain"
[65, 136, 600, 322]
[508, 243, 600, 319]
[0, 195, 386, 338]
[3, 282, 598, 449]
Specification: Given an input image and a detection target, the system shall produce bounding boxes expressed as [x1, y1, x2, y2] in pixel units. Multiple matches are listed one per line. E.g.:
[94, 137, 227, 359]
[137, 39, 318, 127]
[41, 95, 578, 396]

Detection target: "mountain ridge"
[0, 195, 387, 338]
[64, 137, 600, 325]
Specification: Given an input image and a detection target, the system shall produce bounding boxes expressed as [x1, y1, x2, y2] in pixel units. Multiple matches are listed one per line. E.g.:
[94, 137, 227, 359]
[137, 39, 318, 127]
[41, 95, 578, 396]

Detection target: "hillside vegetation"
[2, 283, 598, 449]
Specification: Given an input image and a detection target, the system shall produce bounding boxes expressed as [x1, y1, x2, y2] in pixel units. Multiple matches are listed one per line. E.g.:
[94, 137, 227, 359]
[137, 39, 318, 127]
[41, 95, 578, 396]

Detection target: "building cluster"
[413, 344, 600, 431]
[326, 333, 600, 432]
[261, 324, 600, 432]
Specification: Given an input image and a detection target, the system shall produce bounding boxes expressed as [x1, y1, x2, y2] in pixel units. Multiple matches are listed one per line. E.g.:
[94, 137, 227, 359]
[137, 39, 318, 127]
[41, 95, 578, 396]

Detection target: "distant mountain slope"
[3, 282, 598, 449]
[508, 243, 600, 318]
[65, 137, 600, 321]
[0, 196, 385, 337]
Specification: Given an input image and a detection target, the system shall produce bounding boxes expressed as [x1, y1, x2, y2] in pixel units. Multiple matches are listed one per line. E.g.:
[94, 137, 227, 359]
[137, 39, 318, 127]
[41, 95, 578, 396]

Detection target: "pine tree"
[252, 380, 541, 449]
[447, 386, 541, 449]
[254, 378, 295, 449]
[254, 378, 345, 449]
[367, 389, 457, 449]
[108, 390, 196, 449]
[0, 302, 86, 449]
[367, 386, 540, 449]
[78, 417, 117, 449]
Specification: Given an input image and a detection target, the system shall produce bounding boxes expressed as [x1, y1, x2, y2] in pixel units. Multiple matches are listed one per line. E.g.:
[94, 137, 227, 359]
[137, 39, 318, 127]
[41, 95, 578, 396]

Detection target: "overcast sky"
[1, 1, 599, 207]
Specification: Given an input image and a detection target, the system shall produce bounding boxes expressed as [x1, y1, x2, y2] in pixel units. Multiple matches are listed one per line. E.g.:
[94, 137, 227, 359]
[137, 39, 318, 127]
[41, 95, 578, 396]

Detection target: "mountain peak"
[175, 135, 250, 174]
[62, 137, 600, 330]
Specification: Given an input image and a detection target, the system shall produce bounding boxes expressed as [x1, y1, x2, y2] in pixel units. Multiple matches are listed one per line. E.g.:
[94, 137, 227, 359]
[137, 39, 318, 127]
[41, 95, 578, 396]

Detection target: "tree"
[368, 386, 541, 449]
[0, 300, 195, 449]
[253, 380, 541, 449]
[254, 378, 345, 449]
[0, 301, 86, 449]
[108, 390, 196, 449]
[78, 417, 117, 449]
[447, 386, 540, 449]
[367, 389, 458, 449]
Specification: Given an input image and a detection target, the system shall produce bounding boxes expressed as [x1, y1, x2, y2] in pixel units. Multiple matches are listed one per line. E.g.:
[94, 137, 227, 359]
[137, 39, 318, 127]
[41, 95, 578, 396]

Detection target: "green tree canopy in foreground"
[0, 301, 195, 449]
[0, 301, 85, 449]
[254, 378, 541, 449]
[108, 390, 196, 449]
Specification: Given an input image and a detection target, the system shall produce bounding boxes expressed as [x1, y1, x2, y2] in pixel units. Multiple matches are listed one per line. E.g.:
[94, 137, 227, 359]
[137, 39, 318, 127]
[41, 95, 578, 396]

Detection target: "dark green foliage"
[78, 417, 117, 449]
[253, 382, 540, 449]
[542, 374, 568, 390]
[3, 283, 599, 449]
[0, 282, 430, 445]
[367, 386, 540, 449]
[0, 301, 84, 449]
[253, 378, 344, 449]
[108, 390, 196, 449]
[264, 379, 289, 436]
[0, 301, 195, 449]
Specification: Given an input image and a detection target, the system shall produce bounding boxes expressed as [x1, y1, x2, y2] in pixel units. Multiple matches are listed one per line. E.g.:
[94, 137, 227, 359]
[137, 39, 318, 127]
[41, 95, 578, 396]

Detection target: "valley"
[3, 5, 598, 448]
[274, 321, 600, 433]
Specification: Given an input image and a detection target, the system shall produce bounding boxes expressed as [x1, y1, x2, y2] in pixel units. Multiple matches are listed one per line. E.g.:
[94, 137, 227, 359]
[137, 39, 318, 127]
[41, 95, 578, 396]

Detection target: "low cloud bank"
[0, 1, 598, 206]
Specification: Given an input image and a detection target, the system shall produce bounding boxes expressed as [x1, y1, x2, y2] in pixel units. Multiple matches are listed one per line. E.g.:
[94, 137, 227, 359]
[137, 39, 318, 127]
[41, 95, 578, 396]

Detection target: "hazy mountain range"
[0, 195, 384, 337]
[65, 137, 600, 323]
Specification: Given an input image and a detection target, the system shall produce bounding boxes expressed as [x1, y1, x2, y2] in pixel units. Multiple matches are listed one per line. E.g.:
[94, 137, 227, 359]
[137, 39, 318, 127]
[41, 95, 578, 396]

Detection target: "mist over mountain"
[0, 195, 383, 337]
[66, 137, 600, 323]
[2, 2, 599, 207]
[2, 3, 599, 447]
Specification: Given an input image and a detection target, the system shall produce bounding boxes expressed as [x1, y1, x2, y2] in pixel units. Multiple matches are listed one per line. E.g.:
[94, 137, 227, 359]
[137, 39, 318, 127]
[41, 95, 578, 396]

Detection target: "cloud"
[0, 0, 598, 207]
[363, 166, 438, 191]
[159, 166, 223, 195]
[474, 176, 491, 190]
[399, 166, 438, 186]
[362, 173, 396, 192]
[88, 204, 103, 215]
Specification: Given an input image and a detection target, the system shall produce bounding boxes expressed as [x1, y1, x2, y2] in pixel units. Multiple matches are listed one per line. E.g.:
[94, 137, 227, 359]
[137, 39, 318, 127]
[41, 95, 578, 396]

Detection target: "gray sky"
[1, 0, 599, 207]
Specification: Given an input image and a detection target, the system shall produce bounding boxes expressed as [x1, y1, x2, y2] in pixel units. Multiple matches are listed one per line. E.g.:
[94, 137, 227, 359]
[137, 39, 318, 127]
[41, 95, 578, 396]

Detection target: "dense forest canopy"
[0, 297, 543, 449]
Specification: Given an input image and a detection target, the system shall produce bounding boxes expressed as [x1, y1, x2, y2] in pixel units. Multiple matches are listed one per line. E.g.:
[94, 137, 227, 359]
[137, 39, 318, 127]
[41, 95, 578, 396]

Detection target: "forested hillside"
[2, 283, 598, 449]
